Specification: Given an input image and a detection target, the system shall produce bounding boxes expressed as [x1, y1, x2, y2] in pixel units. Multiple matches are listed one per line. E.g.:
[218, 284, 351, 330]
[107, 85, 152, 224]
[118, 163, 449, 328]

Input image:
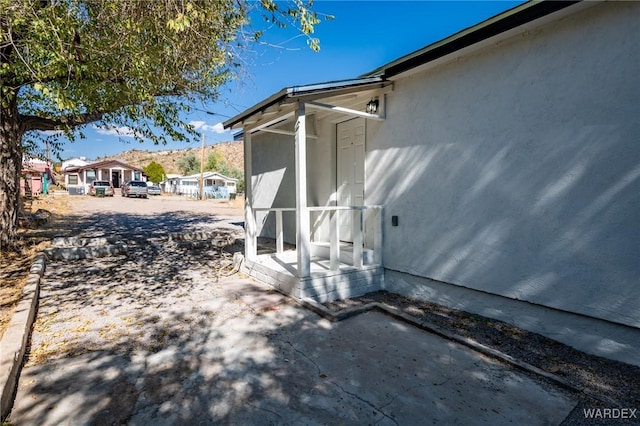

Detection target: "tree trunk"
[0, 93, 23, 251]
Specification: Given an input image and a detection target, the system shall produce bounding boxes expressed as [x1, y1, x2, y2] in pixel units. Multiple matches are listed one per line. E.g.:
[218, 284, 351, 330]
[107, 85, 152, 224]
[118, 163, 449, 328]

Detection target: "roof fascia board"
[286, 77, 385, 98]
[290, 81, 390, 104]
[223, 88, 288, 130]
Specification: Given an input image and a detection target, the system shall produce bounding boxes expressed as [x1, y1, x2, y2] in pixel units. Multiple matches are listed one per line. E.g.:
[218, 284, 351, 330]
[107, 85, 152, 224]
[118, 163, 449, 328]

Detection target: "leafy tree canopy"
[204, 149, 224, 172]
[143, 161, 166, 184]
[177, 152, 199, 175]
[2, 0, 325, 149]
[0, 0, 328, 249]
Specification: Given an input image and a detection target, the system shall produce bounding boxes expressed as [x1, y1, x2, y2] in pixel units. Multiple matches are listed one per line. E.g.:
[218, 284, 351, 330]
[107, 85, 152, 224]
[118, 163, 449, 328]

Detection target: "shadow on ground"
[10, 242, 576, 425]
[24, 210, 242, 245]
[8, 206, 579, 425]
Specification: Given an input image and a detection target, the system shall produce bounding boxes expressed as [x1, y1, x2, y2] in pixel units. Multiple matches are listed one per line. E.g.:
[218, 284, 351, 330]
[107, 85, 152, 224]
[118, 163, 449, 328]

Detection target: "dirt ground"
[0, 192, 243, 339]
[0, 195, 73, 338]
[3, 192, 639, 425]
[0, 250, 36, 337]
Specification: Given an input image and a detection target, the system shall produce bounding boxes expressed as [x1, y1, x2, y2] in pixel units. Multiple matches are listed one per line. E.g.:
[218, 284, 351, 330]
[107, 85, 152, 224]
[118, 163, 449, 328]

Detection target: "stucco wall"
[367, 2, 640, 327]
[252, 132, 296, 242]
[251, 116, 335, 244]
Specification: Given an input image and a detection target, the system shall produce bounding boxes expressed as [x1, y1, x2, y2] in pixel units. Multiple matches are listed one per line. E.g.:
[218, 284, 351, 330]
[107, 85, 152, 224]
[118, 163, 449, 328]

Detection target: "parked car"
[121, 181, 148, 198]
[147, 185, 161, 196]
[88, 180, 115, 197]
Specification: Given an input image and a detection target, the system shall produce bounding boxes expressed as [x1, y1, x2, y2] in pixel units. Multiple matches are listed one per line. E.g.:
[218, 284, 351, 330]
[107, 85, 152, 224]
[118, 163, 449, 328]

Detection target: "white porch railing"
[250, 205, 383, 276]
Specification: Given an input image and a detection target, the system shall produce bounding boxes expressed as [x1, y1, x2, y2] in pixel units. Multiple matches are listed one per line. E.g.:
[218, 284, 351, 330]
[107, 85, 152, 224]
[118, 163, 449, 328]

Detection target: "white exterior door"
[336, 118, 365, 242]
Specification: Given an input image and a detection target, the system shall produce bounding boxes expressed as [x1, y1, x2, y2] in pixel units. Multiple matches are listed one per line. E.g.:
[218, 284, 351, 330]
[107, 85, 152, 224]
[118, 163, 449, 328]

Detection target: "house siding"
[366, 2, 640, 327]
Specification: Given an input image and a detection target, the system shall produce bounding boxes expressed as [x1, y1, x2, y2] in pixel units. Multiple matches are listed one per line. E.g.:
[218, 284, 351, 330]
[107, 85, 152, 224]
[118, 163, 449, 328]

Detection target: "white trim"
[306, 101, 384, 121]
[257, 128, 319, 139]
[246, 111, 295, 134]
[295, 101, 310, 278]
[245, 132, 256, 260]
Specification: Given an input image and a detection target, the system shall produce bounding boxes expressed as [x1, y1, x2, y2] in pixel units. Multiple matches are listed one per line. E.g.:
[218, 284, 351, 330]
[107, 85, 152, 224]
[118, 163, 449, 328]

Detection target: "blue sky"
[44, 1, 523, 160]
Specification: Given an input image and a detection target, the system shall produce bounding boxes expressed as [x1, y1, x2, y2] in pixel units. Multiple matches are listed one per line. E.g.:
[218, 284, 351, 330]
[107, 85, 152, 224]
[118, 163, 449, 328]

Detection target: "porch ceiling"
[247, 87, 390, 135]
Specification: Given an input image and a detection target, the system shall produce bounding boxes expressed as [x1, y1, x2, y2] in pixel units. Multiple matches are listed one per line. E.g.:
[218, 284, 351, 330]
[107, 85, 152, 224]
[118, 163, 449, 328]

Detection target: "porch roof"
[181, 171, 238, 182]
[63, 159, 143, 173]
[222, 77, 388, 130]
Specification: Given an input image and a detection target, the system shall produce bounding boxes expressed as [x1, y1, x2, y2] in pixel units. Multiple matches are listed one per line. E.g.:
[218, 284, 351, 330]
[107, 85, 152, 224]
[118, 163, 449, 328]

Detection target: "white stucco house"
[170, 172, 237, 198]
[224, 0, 639, 338]
[61, 157, 88, 171]
[63, 159, 146, 194]
[161, 174, 182, 194]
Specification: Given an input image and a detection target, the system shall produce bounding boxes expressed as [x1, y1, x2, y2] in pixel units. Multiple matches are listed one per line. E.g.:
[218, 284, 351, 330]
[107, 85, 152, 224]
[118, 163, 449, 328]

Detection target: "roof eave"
[223, 77, 385, 130]
[364, 0, 582, 79]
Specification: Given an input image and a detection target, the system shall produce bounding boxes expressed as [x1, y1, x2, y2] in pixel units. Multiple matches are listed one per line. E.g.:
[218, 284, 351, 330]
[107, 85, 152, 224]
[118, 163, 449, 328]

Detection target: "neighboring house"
[161, 173, 182, 194]
[224, 1, 639, 332]
[61, 157, 88, 171]
[63, 159, 145, 195]
[173, 172, 237, 198]
[21, 158, 53, 196]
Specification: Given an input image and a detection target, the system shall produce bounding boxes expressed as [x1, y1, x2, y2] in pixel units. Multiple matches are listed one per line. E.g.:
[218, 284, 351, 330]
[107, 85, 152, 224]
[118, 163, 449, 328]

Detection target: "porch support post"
[295, 101, 311, 278]
[329, 210, 340, 271]
[244, 131, 257, 261]
[275, 210, 283, 254]
[373, 207, 383, 265]
[352, 209, 363, 268]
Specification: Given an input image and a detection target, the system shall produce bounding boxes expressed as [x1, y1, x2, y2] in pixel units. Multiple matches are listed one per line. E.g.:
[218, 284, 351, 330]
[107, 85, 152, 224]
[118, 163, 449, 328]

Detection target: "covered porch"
[224, 77, 392, 302]
[245, 205, 384, 301]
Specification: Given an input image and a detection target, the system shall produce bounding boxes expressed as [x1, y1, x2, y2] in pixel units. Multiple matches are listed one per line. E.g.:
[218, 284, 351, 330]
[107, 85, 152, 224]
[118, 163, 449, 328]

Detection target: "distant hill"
[96, 141, 243, 175]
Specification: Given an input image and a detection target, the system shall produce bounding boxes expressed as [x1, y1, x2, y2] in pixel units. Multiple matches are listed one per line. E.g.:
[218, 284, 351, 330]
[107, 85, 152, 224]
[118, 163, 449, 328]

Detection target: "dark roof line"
[64, 159, 143, 173]
[368, 1, 580, 79]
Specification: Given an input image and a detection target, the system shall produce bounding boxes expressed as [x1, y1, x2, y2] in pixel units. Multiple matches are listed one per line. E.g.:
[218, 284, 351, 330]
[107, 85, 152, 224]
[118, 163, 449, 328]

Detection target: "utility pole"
[45, 140, 50, 165]
[44, 141, 51, 195]
[199, 133, 205, 200]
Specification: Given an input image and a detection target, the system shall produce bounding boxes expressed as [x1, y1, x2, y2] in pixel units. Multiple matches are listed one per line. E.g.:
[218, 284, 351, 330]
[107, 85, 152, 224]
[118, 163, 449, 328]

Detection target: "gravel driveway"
[36, 195, 245, 243]
[8, 195, 582, 424]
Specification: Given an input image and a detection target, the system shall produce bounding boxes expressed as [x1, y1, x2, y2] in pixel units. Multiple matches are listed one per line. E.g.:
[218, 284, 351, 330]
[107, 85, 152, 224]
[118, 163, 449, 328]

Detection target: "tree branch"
[19, 111, 105, 132]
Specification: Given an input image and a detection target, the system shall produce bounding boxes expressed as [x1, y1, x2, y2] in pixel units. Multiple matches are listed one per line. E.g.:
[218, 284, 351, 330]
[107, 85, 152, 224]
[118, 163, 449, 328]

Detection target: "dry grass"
[0, 194, 72, 339]
[0, 245, 40, 339]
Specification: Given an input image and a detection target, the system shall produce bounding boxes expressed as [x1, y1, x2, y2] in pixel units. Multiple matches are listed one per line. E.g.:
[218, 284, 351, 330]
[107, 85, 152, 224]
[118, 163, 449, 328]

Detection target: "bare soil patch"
[0, 249, 33, 337]
[0, 193, 243, 340]
[0, 195, 71, 339]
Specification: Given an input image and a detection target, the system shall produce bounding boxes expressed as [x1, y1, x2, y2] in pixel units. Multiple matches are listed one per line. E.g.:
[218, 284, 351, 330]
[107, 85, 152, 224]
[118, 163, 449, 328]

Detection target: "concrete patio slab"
[9, 274, 578, 425]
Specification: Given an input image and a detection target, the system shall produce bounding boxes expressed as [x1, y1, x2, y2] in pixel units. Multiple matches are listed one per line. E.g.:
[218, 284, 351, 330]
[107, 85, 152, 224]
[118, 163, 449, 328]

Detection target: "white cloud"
[189, 121, 227, 134]
[92, 124, 140, 138]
